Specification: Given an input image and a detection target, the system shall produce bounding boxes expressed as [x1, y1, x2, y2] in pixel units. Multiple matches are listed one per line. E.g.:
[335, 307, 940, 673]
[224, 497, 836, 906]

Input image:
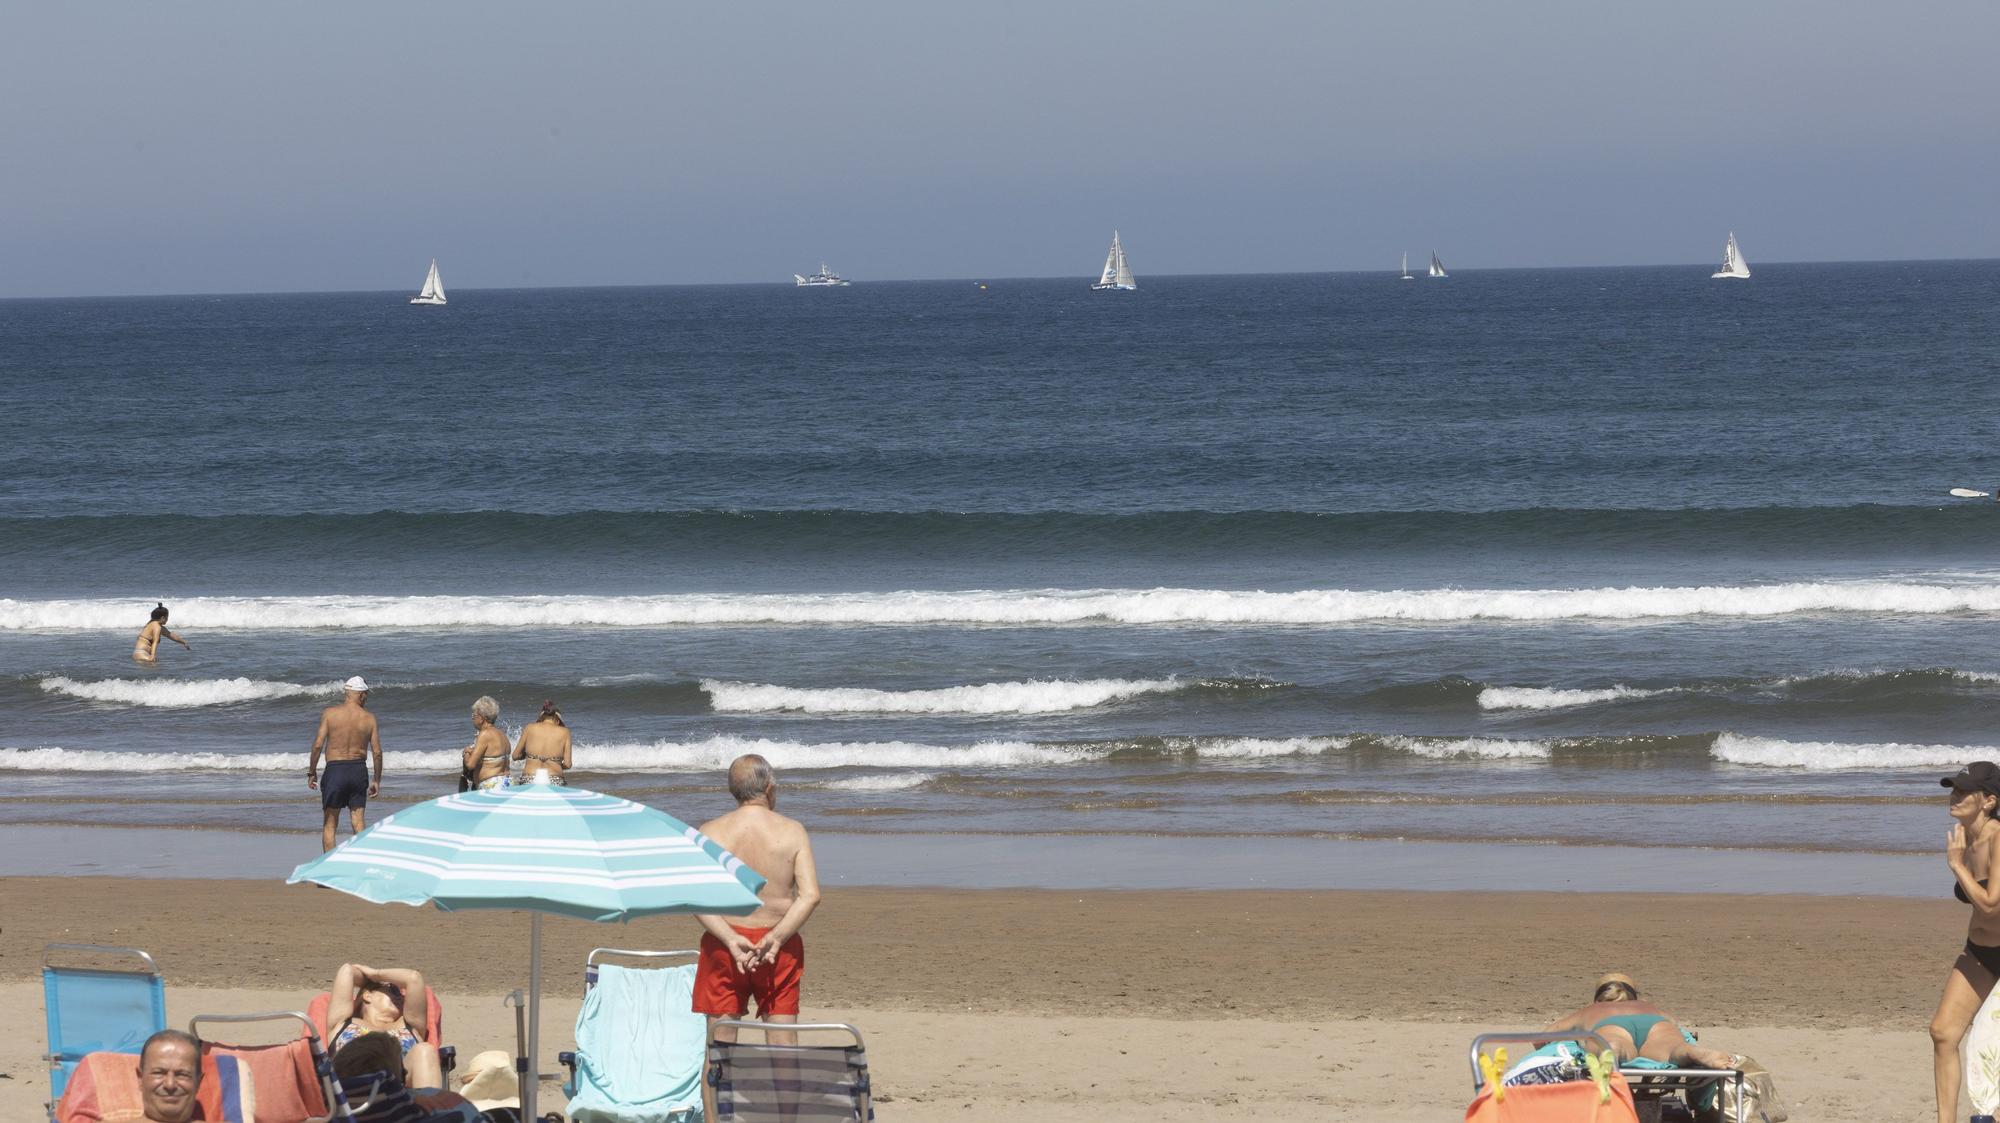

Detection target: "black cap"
[1942, 762, 2000, 795]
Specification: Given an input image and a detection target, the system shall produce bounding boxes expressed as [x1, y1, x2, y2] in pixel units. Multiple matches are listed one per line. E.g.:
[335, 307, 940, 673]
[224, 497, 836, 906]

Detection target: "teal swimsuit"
[1591, 1014, 1668, 1049]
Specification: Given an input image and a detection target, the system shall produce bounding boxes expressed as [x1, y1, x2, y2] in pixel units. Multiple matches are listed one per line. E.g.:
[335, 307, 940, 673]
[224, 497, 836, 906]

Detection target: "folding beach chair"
[193, 1009, 352, 1123]
[557, 947, 707, 1123]
[707, 1021, 872, 1123]
[1469, 1031, 1747, 1123]
[43, 943, 166, 1116]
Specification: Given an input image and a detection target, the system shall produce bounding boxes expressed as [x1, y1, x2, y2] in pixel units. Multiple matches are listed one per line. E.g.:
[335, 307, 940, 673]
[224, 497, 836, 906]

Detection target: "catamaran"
[1400, 252, 1414, 281]
[794, 263, 851, 287]
[410, 259, 446, 305]
[1711, 233, 1751, 279]
[1092, 231, 1136, 291]
[1429, 251, 1448, 278]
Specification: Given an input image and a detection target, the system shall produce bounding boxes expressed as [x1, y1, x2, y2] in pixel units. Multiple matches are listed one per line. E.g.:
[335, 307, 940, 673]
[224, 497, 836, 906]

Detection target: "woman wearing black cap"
[1930, 761, 2000, 1123]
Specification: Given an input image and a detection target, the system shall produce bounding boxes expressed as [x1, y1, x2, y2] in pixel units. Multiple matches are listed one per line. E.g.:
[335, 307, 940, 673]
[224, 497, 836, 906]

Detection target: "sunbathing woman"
[133, 604, 190, 664]
[324, 963, 443, 1091]
[1930, 762, 2000, 1123]
[461, 696, 511, 792]
[513, 700, 572, 785]
[1544, 972, 1737, 1069]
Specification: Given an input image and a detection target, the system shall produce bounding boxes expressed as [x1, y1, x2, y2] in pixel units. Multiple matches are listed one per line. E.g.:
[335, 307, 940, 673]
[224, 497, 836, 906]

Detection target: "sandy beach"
[0, 878, 1953, 1119]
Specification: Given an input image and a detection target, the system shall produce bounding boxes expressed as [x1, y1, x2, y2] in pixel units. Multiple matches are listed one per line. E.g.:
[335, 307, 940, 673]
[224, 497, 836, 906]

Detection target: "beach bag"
[1717, 1055, 1788, 1123]
[1465, 1072, 1640, 1122]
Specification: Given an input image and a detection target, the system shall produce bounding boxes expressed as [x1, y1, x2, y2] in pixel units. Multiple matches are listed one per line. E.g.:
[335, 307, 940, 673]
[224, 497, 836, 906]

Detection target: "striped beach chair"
[707, 1021, 872, 1123]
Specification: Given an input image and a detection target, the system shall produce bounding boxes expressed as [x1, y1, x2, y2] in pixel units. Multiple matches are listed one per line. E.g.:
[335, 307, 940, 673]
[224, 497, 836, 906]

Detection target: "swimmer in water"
[133, 604, 191, 664]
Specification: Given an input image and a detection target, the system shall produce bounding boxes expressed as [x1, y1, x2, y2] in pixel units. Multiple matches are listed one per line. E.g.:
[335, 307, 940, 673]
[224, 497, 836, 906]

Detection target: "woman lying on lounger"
[325, 963, 444, 1090]
[1543, 972, 1737, 1069]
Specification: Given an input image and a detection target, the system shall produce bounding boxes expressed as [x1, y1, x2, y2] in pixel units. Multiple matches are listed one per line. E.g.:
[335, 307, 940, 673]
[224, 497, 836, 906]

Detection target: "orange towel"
[55, 1050, 249, 1123]
[204, 1038, 324, 1123]
[1465, 1074, 1641, 1123]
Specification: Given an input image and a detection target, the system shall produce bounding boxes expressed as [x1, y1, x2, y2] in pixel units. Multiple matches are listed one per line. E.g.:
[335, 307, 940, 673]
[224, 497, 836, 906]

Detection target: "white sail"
[1429, 251, 1447, 278]
[1712, 233, 1750, 279]
[410, 259, 446, 305]
[1401, 252, 1413, 280]
[1092, 230, 1136, 290]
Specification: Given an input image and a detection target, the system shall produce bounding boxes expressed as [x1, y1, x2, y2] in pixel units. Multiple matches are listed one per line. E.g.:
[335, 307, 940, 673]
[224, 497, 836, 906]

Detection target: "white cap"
[343, 676, 370, 693]
[459, 1050, 519, 1110]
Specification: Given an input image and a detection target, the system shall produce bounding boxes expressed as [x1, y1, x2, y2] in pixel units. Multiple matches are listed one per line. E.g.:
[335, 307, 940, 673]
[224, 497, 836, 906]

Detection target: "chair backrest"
[42, 945, 166, 1105]
[306, 986, 447, 1046]
[52, 1050, 254, 1123]
[567, 960, 706, 1117]
[707, 1022, 872, 1123]
[203, 1038, 329, 1123]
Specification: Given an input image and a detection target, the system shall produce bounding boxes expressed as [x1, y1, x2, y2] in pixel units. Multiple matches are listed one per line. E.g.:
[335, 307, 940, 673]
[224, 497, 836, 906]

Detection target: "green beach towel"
[566, 961, 706, 1123]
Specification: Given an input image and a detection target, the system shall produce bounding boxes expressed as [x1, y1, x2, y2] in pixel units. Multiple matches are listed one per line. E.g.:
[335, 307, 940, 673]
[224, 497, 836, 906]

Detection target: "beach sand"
[1, 879, 1951, 1119]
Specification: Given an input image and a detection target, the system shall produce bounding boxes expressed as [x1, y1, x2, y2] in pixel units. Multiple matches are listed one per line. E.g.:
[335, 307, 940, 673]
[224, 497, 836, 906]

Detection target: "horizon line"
[3, 254, 1993, 303]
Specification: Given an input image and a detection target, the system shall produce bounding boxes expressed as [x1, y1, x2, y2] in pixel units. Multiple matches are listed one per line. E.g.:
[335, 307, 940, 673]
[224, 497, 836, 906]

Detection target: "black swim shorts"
[321, 759, 370, 811]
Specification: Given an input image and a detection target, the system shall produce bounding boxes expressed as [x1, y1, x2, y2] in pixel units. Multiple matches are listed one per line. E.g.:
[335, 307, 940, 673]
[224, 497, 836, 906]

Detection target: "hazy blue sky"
[4, 2, 1997, 296]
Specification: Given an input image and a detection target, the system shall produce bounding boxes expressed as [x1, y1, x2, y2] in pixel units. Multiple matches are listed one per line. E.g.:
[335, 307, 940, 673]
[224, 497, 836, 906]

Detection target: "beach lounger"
[557, 947, 706, 1123]
[306, 986, 459, 1076]
[1469, 1031, 1746, 1123]
[43, 943, 167, 1115]
[194, 1009, 352, 1123]
[51, 1049, 254, 1123]
[707, 1021, 872, 1123]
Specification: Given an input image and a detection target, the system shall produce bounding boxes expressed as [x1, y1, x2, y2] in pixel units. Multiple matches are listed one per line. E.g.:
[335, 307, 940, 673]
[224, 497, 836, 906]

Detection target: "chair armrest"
[558, 1050, 576, 1076]
[439, 1045, 457, 1075]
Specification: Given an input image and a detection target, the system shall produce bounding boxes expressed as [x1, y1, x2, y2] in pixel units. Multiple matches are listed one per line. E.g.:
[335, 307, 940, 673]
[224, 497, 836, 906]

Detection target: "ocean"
[4, 263, 1998, 880]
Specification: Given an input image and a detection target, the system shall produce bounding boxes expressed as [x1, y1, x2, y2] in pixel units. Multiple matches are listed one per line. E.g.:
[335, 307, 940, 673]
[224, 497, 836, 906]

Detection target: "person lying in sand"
[512, 700, 571, 785]
[325, 964, 444, 1091]
[132, 603, 190, 664]
[460, 696, 511, 792]
[1544, 972, 1737, 1069]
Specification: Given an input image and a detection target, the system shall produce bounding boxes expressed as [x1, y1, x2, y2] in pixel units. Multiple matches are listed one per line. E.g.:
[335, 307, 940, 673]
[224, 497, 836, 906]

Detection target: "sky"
[3, 2, 1997, 297]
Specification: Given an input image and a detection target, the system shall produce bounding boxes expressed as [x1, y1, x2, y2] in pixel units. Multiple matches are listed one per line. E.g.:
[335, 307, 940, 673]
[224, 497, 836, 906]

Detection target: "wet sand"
[2, 878, 1957, 1119]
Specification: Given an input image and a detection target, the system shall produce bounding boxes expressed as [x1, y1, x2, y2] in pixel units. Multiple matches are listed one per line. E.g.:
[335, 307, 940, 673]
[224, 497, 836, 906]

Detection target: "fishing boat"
[1400, 252, 1414, 281]
[794, 263, 851, 287]
[1091, 231, 1137, 291]
[1711, 233, 1751, 279]
[1429, 251, 1448, 278]
[409, 259, 446, 305]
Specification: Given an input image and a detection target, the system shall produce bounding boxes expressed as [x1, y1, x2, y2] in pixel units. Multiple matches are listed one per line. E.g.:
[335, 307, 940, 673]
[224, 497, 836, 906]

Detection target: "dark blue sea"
[4, 263, 2000, 860]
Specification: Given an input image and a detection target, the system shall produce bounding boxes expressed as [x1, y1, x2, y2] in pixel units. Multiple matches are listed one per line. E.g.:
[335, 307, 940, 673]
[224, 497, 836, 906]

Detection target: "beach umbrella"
[286, 780, 764, 1120]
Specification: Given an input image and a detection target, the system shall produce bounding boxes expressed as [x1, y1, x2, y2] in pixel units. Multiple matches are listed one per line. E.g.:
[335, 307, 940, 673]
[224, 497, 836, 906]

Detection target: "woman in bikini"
[1544, 972, 1736, 1068]
[513, 699, 572, 785]
[1931, 761, 2000, 1123]
[132, 603, 190, 664]
[461, 696, 511, 791]
[323, 963, 442, 1090]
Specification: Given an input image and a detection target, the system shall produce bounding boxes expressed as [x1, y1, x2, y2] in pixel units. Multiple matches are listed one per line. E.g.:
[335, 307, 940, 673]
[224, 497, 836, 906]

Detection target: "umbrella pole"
[526, 911, 542, 1121]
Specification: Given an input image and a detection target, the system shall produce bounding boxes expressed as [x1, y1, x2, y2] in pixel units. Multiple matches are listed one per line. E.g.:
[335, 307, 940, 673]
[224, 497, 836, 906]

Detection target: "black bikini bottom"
[1965, 940, 2000, 976]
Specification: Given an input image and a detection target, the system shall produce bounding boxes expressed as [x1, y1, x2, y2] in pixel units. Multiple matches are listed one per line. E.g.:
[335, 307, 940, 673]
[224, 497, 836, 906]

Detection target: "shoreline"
[0, 823, 1937, 894]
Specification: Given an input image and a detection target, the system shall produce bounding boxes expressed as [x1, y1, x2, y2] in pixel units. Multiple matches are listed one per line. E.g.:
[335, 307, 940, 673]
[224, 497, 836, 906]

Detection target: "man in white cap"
[308, 676, 383, 851]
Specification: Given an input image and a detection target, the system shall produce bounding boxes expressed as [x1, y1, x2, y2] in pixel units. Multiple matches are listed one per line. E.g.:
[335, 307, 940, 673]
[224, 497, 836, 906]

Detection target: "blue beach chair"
[559, 947, 708, 1123]
[43, 943, 166, 1116]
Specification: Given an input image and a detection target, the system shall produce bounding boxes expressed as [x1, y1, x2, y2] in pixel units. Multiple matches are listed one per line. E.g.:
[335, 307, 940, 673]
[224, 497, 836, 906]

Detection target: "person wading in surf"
[308, 677, 383, 851]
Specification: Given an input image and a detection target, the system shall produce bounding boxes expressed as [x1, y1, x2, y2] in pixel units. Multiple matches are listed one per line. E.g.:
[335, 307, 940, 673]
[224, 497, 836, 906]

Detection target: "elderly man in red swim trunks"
[693, 755, 822, 1063]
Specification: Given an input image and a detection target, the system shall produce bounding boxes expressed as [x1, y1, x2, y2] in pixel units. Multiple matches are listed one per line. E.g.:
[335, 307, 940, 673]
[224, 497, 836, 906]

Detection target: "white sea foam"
[9, 581, 2000, 631]
[1711, 732, 1988, 770]
[1476, 685, 1662, 710]
[702, 677, 1186, 715]
[38, 676, 338, 708]
[0, 734, 1337, 775]
[1382, 735, 1554, 760]
[819, 773, 932, 792]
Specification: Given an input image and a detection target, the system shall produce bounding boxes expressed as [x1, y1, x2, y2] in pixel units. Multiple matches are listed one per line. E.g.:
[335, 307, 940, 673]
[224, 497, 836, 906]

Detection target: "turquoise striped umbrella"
[287, 781, 765, 1118]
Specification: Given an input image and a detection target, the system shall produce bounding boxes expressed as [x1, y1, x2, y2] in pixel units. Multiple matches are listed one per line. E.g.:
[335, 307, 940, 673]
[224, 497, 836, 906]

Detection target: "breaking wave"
[1710, 732, 1990, 770]
[702, 677, 1215, 714]
[37, 676, 338, 708]
[9, 581, 2000, 631]
[1476, 685, 1665, 710]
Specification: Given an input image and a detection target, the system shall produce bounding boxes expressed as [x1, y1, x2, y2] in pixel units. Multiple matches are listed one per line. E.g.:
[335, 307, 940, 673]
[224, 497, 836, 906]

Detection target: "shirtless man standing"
[693, 754, 822, 1051]
[307, 677, 383, 851]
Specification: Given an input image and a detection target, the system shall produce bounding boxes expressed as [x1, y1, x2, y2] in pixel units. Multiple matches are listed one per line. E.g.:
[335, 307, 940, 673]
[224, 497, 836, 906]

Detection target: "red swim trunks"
[692, 925, 803, 1017]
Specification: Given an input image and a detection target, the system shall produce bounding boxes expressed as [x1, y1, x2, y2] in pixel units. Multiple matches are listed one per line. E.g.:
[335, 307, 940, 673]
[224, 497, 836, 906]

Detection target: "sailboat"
[1429, 251, 1448, 278]
[1400, 252, 1414, 280]
[1711, 233, 1751, 280]
[1091, 231, 1137, 291]
[409, 259, 446, 305]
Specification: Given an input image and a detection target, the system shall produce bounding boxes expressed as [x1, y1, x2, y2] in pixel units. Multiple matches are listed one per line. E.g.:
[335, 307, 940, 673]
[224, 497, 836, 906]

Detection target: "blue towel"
[566, 962, 706, 1123]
